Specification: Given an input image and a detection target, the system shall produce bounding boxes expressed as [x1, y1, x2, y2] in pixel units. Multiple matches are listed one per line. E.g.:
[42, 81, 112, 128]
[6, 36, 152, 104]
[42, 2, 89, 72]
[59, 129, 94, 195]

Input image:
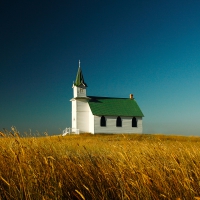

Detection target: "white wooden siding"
[88, 109, 94, 134]
[93, 116, 143, 134]
[73, 86, 86, 98]
[71, 100, 77, 129]
[74, 99, 90, 133]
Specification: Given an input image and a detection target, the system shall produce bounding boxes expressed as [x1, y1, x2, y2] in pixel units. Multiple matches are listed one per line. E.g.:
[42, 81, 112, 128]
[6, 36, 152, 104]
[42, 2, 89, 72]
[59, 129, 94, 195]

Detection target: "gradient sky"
[1, 0, 200, 135]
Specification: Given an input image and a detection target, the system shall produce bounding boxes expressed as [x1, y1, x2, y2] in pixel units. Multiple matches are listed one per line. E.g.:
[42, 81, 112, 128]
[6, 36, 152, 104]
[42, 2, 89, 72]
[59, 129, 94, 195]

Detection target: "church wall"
[89, 110, 94, 134]
[71, 100, 77, 129]
[93, 116, 143, 134]
[76, 100, 90, 133]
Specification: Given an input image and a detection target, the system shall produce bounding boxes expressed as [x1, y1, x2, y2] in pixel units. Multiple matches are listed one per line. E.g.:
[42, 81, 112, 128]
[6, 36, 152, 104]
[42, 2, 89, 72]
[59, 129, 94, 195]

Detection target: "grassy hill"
[0, 129, 200, 199]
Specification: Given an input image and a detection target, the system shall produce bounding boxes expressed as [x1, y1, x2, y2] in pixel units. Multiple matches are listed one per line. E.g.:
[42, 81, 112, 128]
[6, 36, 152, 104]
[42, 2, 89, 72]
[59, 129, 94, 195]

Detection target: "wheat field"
[0, 128, 200, 199]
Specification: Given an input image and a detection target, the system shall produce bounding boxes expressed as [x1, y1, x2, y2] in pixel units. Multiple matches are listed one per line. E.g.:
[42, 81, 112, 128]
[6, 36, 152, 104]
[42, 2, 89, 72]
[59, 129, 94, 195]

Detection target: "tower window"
[100, 116, 106, 127]
[132, 117, 137, 127]
[116, 116, 122, 127]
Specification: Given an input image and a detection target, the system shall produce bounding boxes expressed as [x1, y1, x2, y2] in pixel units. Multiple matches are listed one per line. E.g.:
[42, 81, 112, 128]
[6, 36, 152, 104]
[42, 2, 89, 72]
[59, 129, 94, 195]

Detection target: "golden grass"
[0, 128, 200, 199]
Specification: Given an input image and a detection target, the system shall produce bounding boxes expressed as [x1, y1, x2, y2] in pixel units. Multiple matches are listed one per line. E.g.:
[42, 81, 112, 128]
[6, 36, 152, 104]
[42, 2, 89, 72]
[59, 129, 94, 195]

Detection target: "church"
[70, 61, 144, 134]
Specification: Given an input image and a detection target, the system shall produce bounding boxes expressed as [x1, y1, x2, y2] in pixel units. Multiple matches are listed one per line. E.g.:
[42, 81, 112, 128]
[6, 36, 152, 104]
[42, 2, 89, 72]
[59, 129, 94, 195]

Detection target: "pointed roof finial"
[79, 60, 81, 68]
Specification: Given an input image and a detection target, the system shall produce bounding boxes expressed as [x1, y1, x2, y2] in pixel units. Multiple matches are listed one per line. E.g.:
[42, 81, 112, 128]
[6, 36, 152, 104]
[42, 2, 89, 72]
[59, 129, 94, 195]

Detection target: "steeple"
[74, 60, 87, 87]
[72, 61, 87, 98]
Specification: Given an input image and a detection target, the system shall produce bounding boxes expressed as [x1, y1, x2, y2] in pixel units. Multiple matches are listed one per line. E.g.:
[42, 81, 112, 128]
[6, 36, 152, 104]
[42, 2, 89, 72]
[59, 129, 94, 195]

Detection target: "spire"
[74, 60, 87, 87]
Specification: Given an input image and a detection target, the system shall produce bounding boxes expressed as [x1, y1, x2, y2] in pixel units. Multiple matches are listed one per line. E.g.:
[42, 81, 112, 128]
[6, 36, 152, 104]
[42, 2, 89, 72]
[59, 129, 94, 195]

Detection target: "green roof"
[88, 96, 144, 117]
[74, 67, 87, 87]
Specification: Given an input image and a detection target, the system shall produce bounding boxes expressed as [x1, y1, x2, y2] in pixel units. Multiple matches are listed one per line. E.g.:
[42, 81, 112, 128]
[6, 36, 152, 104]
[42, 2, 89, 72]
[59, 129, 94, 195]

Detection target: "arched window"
[116, 116, 122, 127]
[100, 116, 106, 127]
[132, 117, 137, 127]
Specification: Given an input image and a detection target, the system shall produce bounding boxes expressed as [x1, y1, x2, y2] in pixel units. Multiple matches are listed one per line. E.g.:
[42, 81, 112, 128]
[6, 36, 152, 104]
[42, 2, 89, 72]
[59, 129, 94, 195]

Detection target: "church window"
[116, 116, 122, 127]
[100, 116, 106, 127]
[132, 117, 137, 127]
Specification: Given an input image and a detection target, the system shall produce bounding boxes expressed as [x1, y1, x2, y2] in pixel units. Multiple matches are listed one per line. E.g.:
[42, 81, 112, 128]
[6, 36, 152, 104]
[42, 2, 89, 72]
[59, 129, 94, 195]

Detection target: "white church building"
[70, 62, 144, 134]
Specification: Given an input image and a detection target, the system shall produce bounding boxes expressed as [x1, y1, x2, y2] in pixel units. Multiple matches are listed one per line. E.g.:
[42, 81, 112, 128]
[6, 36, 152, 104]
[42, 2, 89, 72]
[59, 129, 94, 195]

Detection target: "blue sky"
[1, 0, 200, 135]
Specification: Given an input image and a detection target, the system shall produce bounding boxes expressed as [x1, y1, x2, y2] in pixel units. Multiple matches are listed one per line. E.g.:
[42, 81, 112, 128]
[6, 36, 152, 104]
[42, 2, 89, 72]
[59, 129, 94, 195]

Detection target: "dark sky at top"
[1, 0, 200, 135]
